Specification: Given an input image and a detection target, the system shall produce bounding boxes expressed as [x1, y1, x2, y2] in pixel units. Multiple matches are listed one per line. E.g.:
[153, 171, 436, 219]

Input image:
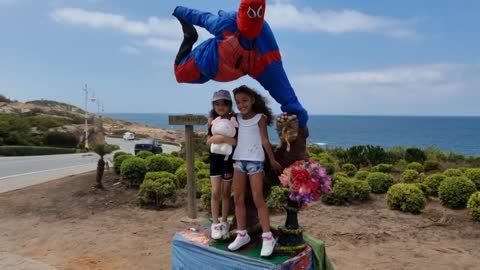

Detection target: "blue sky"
[1, 0, 479, 116]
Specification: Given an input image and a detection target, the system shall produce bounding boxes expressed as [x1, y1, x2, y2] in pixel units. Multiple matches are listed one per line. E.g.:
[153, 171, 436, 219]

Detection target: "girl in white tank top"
[227, 85, 282, 257]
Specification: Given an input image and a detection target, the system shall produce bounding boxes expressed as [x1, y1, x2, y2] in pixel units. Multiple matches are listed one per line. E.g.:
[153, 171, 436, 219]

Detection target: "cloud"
[144, 38, 179, 52]
[120, 45, 140, 55]
[292, 64, 480, 115]
[267, 3, 418, 39]
[50, 7, 180, 38]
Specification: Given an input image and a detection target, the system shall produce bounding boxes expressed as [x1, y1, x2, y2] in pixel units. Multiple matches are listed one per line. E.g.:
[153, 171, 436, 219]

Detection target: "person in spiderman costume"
[173, 0, 308, 128]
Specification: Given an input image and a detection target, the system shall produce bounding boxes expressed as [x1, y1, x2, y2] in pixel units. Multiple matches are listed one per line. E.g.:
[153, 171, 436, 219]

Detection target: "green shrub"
[344, 146, 368, 167]
[405, 148, 427, 163]
[351, 179, 371, 202]
[354, 170, 370, 180]
[446, 152, 465, 164]
[113, 154, 133, 174]
[366, 172, 394, 193]
[365, 145, 388, 165]
[387, 183, 426, 214]
[407, 162, 424, 172]
[423, 173, 446, 196]
[43, 131, 79, 148]
[169, 157, 186, 172]
[444, 168, 463, 177]
[424, 147, 447, 161]
[393, 159, 408, 172]
[385, 146, 406, 164]
[138, 173, 177, 208]
[136, 150, 154, 159]
[120, 157, 147, 186]
[412, 182, 432, 198]
[0, 145, 75, 156]
[197, 169, 210, 180]
[307, 144, 324, 155]
[424, 159, 440, 171]
[200, 186, 212, 210]
[113, 151, 128, 159]
[400, 169, 420, 183]
[465, 168, 480, 190]
[438, 176, 477, 209]
[175, 166, 188, 189]
[331, 172, 348, 185]
[371, 163, 394, 173]
[321, 178, 354, 205]
[196, 178, 210, 198]
[146, 155, 173, 173]
[341, 163, 357, 177]
[195, 160, 209, 171]
[324, 163, 335, 175]
[318, 153, 336, 164]
[467, 192, 480, 221]
[266, 186, 289, 210]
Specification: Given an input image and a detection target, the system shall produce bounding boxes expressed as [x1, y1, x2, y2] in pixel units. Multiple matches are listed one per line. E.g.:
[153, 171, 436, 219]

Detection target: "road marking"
[0, 164, 94, 181]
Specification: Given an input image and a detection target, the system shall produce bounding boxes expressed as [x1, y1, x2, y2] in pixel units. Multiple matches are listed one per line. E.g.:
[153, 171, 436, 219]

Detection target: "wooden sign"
[169, 114, 207, 126]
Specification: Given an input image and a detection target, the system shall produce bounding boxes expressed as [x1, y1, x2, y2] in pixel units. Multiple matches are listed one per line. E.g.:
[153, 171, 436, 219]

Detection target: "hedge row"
[0, 145, 76, 156]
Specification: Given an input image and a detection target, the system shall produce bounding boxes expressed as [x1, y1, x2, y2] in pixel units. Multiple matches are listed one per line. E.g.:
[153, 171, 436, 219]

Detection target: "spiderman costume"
[173, 0, 309, 127]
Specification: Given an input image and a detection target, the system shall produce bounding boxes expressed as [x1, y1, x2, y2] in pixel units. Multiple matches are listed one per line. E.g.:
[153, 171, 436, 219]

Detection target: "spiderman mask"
[237, 0, 265, 40]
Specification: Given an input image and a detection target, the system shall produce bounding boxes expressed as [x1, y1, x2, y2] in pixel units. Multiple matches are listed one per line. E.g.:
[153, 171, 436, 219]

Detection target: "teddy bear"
[210, 116, 238, 159]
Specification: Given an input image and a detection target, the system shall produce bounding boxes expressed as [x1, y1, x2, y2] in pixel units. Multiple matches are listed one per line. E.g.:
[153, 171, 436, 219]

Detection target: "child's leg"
[210, 176, 222, 224]
[221, 179, 232, 223]
[232, 170, 247, 230]
[249, 172, 270, 233]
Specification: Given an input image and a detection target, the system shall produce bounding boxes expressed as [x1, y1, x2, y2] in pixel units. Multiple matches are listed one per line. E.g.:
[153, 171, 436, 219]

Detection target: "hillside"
[0, 98, 185, 145]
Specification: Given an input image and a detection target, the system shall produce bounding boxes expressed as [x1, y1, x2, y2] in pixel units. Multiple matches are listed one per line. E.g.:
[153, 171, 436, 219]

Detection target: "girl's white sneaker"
[227, 232, 251, 251]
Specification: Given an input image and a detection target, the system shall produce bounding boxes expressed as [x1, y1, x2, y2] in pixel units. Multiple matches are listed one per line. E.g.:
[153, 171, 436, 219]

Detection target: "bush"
[365, 145, 388, 165]
[0, 145, 75, 156]
[465, 168, 480, 190]
[169, 157, 186, 172]
[444, 168, 463, 177]
[322, 178, 354, 205]
[405, 148, 427, 163]
[196, 178, 210, 198]
[197, 169, 210, 180]
[400, 169, 420, 183]
[138, 172, 177, 208]
[424, 159, 440, 171]
[113, 154, 133, 174]
[43, 131, 79, 148]
[307, 144, 324, 155]
[393, 159, 408, 172]
[344, 146, 369, 167]
[195, 160, 209, 171]
[266, 186, 289, 211]
[412, 182, 432, 198]
[317, 152, 336, 164]
[407, 162, 424, 172]
[200, 186, 212, 210]
[146, 155, 173, 173]
[113, 151, 128, 160]
[354, 170, 370, 180]
[120, 157, 147, 186]
[371, 163, 394, 173]
[366, 172, 394, 193]
[467, 192, 480, 221]
[351, 179, 371, 202]
[438, 176, 477, 209]
[341, 163, 357, 177]
[387, 183, 426, 214]
[423, 173, 446, 196]
[175, 166, 188, 189]
[331, 172, 348, 185]
[424, 147, 447, 161]
[386, 146, 406, 162]
[324, 163, 335, 175]
[446, 152, 465, 164]
[136, 150, 154, 159]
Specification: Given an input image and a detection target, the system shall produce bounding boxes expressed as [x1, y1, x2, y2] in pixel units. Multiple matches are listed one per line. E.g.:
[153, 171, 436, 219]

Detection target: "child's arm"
[208, 135, 237, 146]
[206, 119, 213, 147]
[259, 116, 282, 172]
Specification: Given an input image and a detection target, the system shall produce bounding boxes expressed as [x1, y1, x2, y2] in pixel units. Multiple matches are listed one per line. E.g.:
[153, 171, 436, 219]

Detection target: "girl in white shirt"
[227, 85, 282, 257]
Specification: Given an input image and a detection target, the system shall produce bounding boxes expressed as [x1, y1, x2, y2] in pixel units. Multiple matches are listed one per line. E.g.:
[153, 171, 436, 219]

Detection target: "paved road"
[0, 138, 180, 194]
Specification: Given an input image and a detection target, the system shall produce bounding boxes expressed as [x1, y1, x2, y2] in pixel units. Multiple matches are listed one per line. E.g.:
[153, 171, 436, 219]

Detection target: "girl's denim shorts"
[233, 160, 264, 175]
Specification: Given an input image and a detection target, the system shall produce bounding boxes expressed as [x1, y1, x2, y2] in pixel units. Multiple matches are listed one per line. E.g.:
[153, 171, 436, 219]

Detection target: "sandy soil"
[0, 171, 479, 270]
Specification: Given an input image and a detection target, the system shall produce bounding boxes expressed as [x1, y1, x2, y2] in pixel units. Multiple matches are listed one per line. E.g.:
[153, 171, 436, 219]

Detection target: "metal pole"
[185, 125, 197, 219]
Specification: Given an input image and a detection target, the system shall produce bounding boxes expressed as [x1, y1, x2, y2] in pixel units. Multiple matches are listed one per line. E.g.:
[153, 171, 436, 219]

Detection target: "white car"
[123, 132, 135, 140]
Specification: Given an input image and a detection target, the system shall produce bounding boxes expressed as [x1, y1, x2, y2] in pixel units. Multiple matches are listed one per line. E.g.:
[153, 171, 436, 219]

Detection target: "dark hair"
[209, 99, 234, 119]
[233, 85, 274, 126]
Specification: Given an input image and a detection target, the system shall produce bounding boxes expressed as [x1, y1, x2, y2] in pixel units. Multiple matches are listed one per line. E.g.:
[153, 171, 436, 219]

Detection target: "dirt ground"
[1, 171, 479, 270]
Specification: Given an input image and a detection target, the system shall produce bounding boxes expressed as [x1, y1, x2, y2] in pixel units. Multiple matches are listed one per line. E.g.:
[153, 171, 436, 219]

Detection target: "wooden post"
[169, 114, 208, 220]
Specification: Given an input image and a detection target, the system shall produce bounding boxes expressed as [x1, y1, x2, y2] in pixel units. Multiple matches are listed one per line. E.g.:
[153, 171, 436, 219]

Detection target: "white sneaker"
[260, 236, 276, 257]
[220, 222, 230, 238]
[211, 223, 223, 240]
[227, 232, 251, 251]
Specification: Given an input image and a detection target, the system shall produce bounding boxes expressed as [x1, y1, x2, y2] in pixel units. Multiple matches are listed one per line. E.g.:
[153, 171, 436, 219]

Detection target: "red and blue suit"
[173, 0, 308, 127]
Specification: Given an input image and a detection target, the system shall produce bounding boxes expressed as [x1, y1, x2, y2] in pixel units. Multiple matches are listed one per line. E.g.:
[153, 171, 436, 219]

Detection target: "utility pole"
[83, 84, 89, 150]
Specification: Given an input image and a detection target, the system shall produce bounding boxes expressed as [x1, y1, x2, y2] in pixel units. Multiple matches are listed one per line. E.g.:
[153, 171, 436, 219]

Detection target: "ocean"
[106, 113, 480, 156]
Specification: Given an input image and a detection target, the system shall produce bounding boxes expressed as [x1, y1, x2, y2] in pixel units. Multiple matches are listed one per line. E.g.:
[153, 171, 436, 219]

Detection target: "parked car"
[134, 138, 163, 155]
[123, 132, 135, 140]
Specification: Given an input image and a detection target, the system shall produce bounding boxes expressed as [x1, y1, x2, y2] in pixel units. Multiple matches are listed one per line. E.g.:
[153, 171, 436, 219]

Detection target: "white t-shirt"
[232, 113, 265, 161]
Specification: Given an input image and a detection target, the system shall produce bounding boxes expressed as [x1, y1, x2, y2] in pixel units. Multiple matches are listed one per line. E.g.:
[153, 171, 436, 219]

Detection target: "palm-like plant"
[92, 144, 116, 189]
